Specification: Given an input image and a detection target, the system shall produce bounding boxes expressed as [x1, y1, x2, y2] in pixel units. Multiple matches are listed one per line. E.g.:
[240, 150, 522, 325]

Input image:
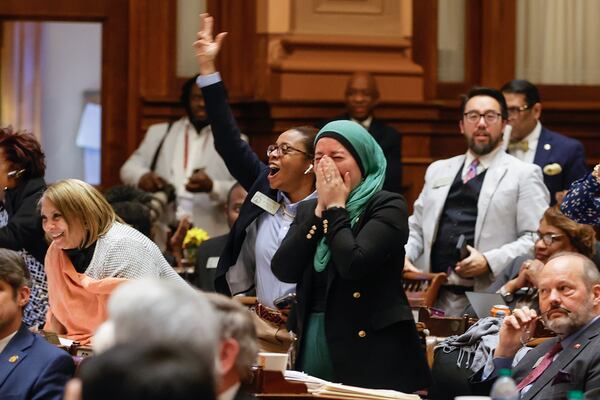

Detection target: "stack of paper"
[284, 370, 329, 392]
[312, 383, 421, 400]
[283, 371, 421, 400]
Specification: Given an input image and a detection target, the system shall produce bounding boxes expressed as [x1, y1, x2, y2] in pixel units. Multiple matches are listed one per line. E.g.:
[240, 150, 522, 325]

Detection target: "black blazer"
[193, 234, 228, 292]
[271, 191, 430, 392]
[471, 317, 600, 400]
[1, 177, 47, 262]
[320, 114, 402, 194]
[201, 80, 278, 296]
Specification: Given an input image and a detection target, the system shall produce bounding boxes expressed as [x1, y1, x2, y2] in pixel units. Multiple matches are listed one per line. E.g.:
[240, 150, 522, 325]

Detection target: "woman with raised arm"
[193, 14, 317, 309]
[271, 120, 430, 392]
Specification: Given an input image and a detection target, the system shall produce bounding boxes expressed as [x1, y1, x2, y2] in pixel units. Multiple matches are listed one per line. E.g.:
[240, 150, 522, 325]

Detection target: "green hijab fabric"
[313, 120, 387, 272]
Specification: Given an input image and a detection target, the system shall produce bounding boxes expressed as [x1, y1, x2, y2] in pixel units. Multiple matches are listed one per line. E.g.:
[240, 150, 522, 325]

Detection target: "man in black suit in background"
[320, 71, 403, 193]
[194, 182, 247, 291]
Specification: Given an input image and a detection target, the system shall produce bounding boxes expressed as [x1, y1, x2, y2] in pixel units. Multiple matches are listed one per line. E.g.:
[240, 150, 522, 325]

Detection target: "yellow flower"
[183, 227, 210, 248]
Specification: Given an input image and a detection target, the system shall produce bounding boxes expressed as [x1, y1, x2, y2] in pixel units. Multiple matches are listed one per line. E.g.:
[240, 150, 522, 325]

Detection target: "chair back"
[402, 271, 447, 308]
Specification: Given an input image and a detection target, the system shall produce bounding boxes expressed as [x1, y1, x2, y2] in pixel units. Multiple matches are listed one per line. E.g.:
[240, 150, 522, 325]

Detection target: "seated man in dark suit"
[0, 248, 75, 400]
[320, 71, 403, 193]
[471, 252, 600, 399]
[502, 80, 588, 205]
[194, 182, 247, 291]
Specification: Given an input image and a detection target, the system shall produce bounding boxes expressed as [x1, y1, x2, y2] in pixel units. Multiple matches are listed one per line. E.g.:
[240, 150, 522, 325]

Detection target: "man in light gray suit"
[405, 87, 549, 316]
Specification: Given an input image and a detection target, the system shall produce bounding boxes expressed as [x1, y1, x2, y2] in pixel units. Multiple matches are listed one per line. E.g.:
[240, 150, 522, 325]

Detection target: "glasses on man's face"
[463, 110, 502, 124]
[507, 104, 530, 117]
[535, 232, 564, 246]
[266, 143, 309, 158]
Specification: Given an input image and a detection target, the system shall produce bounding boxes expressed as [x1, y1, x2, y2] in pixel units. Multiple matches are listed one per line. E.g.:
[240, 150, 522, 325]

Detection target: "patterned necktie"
[463, 158, 480, 183]
[515, 341, 563, 391]
[508, 140, 529, 153]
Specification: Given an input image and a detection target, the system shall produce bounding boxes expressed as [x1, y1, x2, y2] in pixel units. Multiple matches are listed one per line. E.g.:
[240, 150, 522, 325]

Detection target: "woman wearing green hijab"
[271, 120, 430, 392]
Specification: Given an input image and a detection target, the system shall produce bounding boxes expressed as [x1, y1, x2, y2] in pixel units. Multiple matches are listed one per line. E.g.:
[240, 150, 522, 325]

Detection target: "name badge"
[206, 257, 219, 269]
[433, 177, 453, 188]
[250, 192, 280, 215]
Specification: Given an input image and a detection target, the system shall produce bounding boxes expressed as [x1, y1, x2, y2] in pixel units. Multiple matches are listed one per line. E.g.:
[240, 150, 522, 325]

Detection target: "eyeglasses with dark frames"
[507, 104, 530, 116]
[266, 143, 309, 158]
[463, 110, 503, 124]
[535, 232, 564, 246]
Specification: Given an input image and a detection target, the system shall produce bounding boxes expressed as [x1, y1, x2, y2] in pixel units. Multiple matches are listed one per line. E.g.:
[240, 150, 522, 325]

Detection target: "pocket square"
[543, 163, 562, 176]
[551, 369, 572, 385]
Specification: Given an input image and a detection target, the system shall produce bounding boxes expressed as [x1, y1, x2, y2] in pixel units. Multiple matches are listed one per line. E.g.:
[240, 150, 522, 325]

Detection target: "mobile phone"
[273, 292, 296, 309]
[456, 234, 469, 260]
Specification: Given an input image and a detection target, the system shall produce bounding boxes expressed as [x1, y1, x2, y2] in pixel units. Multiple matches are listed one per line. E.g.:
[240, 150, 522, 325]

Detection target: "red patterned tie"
[463, 158, 480, 183]
[515, 341, 562, 391]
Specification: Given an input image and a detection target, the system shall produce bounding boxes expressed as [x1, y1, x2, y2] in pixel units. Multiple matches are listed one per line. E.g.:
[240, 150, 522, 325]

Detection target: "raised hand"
[193, 13, 228, 75]
[495, 306, 538, 358]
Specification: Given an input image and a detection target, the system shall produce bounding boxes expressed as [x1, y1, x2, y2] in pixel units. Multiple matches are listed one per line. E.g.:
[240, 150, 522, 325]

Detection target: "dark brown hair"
[0, 127, 46, 179]
[290, 126, 318, 158]
[0, 249, 30, 299]
[543, 206, 596, 258]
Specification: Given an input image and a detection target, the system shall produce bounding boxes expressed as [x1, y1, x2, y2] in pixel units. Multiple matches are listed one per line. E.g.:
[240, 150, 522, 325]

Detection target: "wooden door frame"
[0, 0, 134, 188]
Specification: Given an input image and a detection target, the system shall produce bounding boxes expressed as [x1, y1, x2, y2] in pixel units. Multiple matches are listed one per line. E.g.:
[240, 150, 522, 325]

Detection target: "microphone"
[303, 164, 313, 175]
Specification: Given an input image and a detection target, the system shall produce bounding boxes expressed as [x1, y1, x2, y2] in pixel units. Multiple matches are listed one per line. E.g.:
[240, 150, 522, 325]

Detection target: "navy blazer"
[0, 323, 74, 400]
[321, 114, 403, 194]
[534, 126, 587, 204]
[200, 80, 279, 296]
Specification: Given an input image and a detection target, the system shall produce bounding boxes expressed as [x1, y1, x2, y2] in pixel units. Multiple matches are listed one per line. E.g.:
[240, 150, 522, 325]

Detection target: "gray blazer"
[406, 149, 549, 290]
[473, 317, 600, 400]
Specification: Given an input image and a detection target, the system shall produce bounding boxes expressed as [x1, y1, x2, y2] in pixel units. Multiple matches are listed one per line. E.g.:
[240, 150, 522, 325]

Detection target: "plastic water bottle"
[567, 390, 584, 400]
[490, 368, 519, 400]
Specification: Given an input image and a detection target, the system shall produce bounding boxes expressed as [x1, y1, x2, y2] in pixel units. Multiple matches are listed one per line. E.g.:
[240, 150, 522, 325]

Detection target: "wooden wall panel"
[139, 95, 600, 214]
[0, 0, 132, 189]
[138, 0, 176, 99]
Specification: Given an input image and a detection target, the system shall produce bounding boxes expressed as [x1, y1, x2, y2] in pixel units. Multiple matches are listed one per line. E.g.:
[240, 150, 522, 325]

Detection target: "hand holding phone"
[456, 234, 469, 261]
[273, 292, 296, 310]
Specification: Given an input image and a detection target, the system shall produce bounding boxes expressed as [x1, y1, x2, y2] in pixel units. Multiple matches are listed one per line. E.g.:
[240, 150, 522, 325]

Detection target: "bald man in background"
[319, 71, 403, 193]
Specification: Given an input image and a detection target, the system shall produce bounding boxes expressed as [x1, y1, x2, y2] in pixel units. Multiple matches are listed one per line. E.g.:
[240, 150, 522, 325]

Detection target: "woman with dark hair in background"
[0, 127, 48, 327]
[489, 205, 596, 306]
[271, 120, 430, 392]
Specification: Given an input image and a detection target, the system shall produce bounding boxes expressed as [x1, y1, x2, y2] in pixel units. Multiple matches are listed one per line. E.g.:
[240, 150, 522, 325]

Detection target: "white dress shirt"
[506, 121, 541, 164]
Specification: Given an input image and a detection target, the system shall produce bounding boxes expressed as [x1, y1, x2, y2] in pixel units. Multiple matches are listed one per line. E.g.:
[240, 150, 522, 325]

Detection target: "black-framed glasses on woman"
[535, 232, 564, 246]
[507, 104, 530, 117]
[463, 110, 502, 124]
[266, 143, 309, 158]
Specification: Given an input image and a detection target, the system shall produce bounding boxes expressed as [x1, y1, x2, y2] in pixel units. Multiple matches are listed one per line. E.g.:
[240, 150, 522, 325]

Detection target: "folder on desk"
[312, 383, 420, 400]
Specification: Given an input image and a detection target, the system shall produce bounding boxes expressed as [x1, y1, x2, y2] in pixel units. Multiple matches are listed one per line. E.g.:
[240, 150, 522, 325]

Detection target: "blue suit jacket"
[0, 323, 74, 400]
[534, 126, 587, 204]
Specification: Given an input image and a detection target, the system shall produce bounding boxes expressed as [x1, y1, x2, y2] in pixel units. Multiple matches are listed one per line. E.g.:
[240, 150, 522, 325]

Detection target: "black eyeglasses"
[535, 232, 564, 246]
[507, 104, 530, 117]
[463, 110, 503, 124]
[266, 144, 309, 158]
